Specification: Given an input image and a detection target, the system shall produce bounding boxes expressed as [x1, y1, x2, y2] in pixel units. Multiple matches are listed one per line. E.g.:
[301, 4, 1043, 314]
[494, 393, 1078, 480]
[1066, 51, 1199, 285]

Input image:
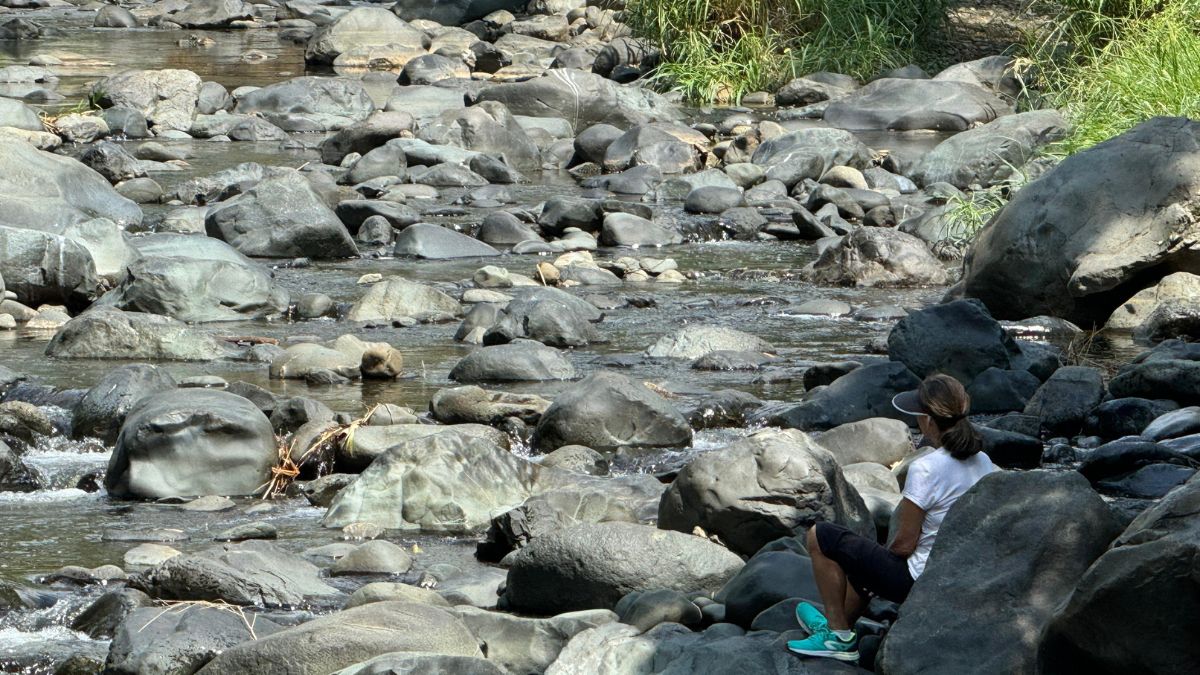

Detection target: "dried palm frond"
[258, 403, 385, 499]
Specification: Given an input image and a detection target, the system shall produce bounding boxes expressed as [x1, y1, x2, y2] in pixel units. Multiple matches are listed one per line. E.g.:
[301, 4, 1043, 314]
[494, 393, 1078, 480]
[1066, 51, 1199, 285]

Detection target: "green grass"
[1030, 0, 1200, 154]
[623, 0, 949, 104]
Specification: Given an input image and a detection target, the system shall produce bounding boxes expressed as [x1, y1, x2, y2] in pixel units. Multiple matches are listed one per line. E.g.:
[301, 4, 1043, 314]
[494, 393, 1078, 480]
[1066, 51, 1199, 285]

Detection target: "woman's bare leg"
[807, 526, 852, 631]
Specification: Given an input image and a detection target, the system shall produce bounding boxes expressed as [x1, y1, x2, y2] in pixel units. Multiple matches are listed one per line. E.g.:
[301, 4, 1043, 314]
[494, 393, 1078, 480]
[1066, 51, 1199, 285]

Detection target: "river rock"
[418, 101, 540, 171]
[346, 276, 461, 323]
[134, 540, 340, 607]
[815, 418, 912, 466]
[105, 605, 281, 675]
[1085, 398, 1178, 440]
[320, 111, 415, 164]
[330, 540, 413, 576]
[0, 440, 37, 492]
[206, 169, 358, 259]
[70, 588, 154, 640]
[887, 299, 1026, 385]
[333, 653, 504, 675]
[392, 0, 524, 25]
[659, 429, 872, 556]
[0, 97, 41, 131]
[1038, 475, 1200, 674]
[106, 389, 276, 499]
[1023, 366, 1106, 436]
[96, 69, 201, 132]
[430, 386, 550, 425]
[305, 7, 425, 65]
[1108, 358, 1200, 405]
[168, 0, 254, 28]
[878, 472, 1120, 675]
[912, 110, 1068, 188]
[393, 223, 500, 259]
[449, 341, 575, 383]
[0, 136, 142, 229]
[825, 78, 1012, 131]
[336, 423, 509, 472]
[808, 227, 948, 287]
[345, 581, 450, 609]
[96, 255, 288, 323]
[755, 361, 920, 431]
[234, 77, 376, 131]
[645, 325, 773, 360]
[1143, 406, 1200, 441]
[323, 432, 565, 532]
[600, 212, 683, 247]
[269, 343, 358, 381]
[480, 286, 603, 348]
[0, 225, 99, 310]
[501, 522, 743, 615]
[72, 364, 176, 444]
[452, 606, 615, 675]
[477, 473, 664, 561]
[197, 602, 480, 674]
[532, 371, 692, 452]
[45, 309, 237, 361]
[750, 128, 872, 187]
[1105, 271, 1200, 343]
[962, 117, 1200, 325]
[474, 69, 682, 130]
[715, 542, 821, 628]
[965, 367, 1042, 414]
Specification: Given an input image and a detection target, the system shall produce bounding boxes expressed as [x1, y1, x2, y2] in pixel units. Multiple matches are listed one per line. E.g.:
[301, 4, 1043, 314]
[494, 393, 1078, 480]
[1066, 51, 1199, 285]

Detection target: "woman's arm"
[889, 498, 926, 558]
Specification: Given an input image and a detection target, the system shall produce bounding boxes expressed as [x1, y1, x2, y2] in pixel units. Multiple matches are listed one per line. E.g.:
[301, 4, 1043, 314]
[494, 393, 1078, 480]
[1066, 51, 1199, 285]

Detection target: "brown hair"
[919, 374, 983, 460]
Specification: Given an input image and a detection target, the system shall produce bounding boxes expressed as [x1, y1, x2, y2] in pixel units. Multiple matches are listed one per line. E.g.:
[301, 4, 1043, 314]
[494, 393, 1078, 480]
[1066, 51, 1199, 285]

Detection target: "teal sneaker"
[787, 630, 859, 662]
[794, 602, 828, 635]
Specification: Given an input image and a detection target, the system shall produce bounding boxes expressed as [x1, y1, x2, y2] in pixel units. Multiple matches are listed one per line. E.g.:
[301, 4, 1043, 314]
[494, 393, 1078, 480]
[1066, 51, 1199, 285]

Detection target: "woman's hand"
[889, 498, 925, 558]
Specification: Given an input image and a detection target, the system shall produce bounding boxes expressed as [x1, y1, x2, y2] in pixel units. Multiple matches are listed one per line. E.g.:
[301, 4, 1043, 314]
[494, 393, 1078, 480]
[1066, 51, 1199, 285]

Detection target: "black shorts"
[814, 522, 914, 603]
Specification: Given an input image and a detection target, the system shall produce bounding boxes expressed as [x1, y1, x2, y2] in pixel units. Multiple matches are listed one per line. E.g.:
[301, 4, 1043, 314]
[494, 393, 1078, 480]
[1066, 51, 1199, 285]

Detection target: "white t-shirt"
[901, 447, 997, 579]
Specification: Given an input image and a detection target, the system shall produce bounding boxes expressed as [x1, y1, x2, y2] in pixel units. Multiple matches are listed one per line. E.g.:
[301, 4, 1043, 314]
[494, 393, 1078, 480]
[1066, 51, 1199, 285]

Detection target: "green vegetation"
[623, 0, 949, 104]
[1031, 0, 1200, 154]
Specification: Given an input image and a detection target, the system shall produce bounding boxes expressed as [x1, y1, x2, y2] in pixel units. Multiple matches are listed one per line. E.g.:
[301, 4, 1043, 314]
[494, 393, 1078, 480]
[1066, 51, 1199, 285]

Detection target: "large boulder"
[95, 256, 289, 322]
[198, 603, 479, 675]
[474, 69, 682, 131]
[480, 286, 603, 348]
[645, 325, 773, 360]
[72, 364, 176, 444]
[305, 7, 425, 65]
[824, 78, 1011, 131]
[1108, 359, 1200, 405]
[1023, 366, 1106, 436]
[45, 309, 237, 361]
[105, 605, 280, 675]
[393, 224, 500, 259]
[449, 341, 576, 383]
[755, 362, 921, 431]
[346, 277, 461, 323]
[451, 606, 615, 675]
[1039, 475, 1200, 673]
[815, 418, 913, 466]
[501, 522, 744, 615]
[716, 543, 822, 628]
[0, 225, 99, 310]
[234, 77, 376, 131]
[335, 423, 511, 472]
[877, 472, 1122, 675]
[0, 137, 142, 229]
[912, 110, 1068, 189]
[418, 102, 541, 171]
[322, 433, 566, 532]
[106, 389, 276, 499]
[333, 654, 503, 675]
[134, 540, 340, 607]
[887, 299, 1025, 386]
[658, 429, 873, 556]
[392, 0, 524, 24]
[750, 128, 872, 186]
[95, 69, 201, 132]
[205, 169, 358, 258]
[808, 227, 948, 287]
[962, 117, 1200, 325]
[532, 371, 692, 452]
[1105, 271, 1200, 342]
[168, 0, 254, 28]
[0, 97, 42, 131]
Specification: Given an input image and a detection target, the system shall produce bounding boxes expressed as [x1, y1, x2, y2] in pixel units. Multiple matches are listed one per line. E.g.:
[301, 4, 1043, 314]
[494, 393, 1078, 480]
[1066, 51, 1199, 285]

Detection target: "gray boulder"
[1109, 359, 1200, 405]
[105, 605, 280, 675]
[134, 540, 340, 607]
[96, 69, 201, 132]
[95, 256, 289, 323]
[501, 522, 744, 615]
[0, 137, 142, 229]
[660, 429, 872, 556]
[808, 227, 948, 287]
[393, 224, 500, 259]
[323, 432, 567, 532]
[168, 0, 254, 28]
[815, 418, 912, 466]
[750, 129, 872, 186]
[0, 97, 42, 131]
[0, 440, 37, 492]
[45, 309, 236, 361]
[888, 299, 1025, 386]
[912, 110, 1068, 188]
[481, 286, 603, 348]
[197, 602, 480, 675]
[755, 362, 921, 431]
[878, 472, 1122, 675]
[451, 606, 614, 675]
[106, 389, 276, 499]
[600, 212, 683, 247]
[474, 69, 682, 131]
[234, 77, 375, 131]
[72, 364, 176, 444]
[333, 653, 503, 675]
[1039, 475, 1200, 674]
[1023, 366, 1106, 436]
[532, 371, 692, 452]
[646, 325, 773, 360]
[320, 110, 415, 165]
[449, 341, 576, 383]
[824, 78, 1012, 131]
[94, 5, 138, 28]
[305, 7, 425, 65]
[0, 225, 99, 310]
[962, 117, 1200, 325]
[346, 277, 461, 323]
[418, 101, 540, 171]
[205, 169, 358, 258]
[1106, 271, 1200, 343]
[429, 386, 550, 426]
[392, 0, 524, 25]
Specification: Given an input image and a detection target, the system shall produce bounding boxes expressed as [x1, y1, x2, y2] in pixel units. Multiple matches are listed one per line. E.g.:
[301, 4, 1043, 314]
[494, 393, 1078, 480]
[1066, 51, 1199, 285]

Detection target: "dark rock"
[825, 78, 1011, 131]
[888, 299, 1026, 386]
[912, 110, 1067, 189]
[481, 286, 603, 348]
[977, 426, 1043, 469]
[966, 367, 1041, 414]
[1086, 398, 1179, 440]
[616, 589, 701, 632]
[1023, 366, 1105, 436]
[808, 227, 948, 287]
[449, 341, 575, 383]
[106, 604, 281, 675]
[717, 545, 821, 628]
[1078, 439, 1198, 484]
[72, 364, 176, 444]
[532, 371, 692, 452]
[474, 69, 682, 131]
[754, 362, 920, 431]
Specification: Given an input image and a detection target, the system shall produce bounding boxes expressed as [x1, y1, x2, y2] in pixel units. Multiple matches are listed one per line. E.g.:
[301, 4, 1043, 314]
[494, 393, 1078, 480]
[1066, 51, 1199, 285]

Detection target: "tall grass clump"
[623, 0, 949, 104]
[1032, 0, 1200, 154]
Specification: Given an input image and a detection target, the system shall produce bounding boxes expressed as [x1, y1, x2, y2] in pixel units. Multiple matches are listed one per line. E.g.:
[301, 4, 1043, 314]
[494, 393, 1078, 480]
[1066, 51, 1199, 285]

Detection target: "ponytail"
[918, 374, 983, 460]
[939, 416, 982, 459]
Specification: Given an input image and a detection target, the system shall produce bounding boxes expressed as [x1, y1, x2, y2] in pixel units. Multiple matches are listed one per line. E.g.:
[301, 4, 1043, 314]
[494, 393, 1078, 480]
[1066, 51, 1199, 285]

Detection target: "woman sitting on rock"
[787, 373, 997, 662]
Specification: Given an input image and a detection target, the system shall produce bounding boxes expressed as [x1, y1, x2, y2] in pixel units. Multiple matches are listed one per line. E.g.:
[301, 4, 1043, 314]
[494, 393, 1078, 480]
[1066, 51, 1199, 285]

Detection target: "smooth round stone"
[297, 293, 334, 319]
[794, 299, 852, 317]
[853, 305, 909, 322]
[176, 495, 237, 512]
[123, 543, 181, 568]
[215, 521, 278, 542]
[179, 375, 227, 389]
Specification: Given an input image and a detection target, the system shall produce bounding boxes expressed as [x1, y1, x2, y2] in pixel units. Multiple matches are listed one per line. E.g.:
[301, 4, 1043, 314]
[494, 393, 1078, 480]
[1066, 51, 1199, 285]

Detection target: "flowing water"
[0, 10, 1145, 668]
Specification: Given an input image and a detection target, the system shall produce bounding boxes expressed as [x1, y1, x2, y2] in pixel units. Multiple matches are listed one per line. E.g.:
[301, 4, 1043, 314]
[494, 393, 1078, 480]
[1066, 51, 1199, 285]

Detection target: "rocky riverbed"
[1, 1, 1198, 674]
